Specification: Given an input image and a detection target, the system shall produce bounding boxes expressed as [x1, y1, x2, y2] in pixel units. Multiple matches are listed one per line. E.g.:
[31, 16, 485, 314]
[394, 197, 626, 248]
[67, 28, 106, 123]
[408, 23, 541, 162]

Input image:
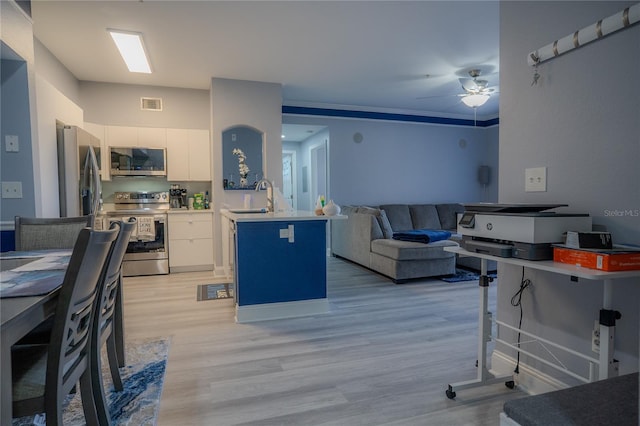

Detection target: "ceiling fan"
[458, 69, 497, 108]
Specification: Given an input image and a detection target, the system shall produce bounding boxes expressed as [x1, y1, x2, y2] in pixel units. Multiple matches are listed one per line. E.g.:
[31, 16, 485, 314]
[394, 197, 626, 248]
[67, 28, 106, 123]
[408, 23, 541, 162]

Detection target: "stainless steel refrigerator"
[56, 124, 102, 218]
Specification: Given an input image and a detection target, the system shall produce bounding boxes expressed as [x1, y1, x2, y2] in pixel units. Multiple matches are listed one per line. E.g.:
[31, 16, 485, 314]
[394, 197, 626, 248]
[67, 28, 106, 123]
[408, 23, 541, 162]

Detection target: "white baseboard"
[235, 298, 330, 323]
[213, 265, 230, 278]
[492, 350, 570, 395]
[169, 264, 214, 273]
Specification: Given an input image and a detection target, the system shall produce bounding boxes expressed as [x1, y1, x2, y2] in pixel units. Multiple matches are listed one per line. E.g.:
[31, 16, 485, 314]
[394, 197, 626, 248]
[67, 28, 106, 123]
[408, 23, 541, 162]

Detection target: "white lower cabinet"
[168, 212, 214, 272]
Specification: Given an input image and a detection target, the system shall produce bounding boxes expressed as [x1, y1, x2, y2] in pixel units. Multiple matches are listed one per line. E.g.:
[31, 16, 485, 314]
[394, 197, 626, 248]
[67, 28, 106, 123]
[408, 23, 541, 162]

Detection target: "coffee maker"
[169, 184, 187, 209]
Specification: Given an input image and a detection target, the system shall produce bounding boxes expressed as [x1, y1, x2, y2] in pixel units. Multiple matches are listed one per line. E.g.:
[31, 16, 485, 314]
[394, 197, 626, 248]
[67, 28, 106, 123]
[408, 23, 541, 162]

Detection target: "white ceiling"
[31, 1, 500, 123]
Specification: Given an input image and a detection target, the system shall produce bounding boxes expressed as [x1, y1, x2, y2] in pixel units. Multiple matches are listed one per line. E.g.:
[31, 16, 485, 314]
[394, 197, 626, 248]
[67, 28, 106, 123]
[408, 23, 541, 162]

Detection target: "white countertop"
[220, 209, 346, 222]
[167, 208, 213, 215]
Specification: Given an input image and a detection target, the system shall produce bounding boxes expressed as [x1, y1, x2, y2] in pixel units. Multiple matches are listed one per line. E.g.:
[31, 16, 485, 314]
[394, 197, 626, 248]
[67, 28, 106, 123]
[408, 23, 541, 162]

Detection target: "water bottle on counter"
[204, 191, 210, 209]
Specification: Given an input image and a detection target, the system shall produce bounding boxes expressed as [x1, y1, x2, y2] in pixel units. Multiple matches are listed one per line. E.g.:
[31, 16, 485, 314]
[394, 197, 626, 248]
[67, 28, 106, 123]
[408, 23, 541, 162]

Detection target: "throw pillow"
[379, 210, 394, 239]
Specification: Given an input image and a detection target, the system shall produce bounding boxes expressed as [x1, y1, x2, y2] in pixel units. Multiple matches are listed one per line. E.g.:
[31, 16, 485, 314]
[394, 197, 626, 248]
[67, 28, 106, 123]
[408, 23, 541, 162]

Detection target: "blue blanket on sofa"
[392, 229, 451, 244]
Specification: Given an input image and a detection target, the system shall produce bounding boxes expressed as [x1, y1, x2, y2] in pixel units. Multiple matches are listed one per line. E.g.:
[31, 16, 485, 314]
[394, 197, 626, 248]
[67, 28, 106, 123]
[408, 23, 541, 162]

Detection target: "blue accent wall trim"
[282, 105, 499, 127]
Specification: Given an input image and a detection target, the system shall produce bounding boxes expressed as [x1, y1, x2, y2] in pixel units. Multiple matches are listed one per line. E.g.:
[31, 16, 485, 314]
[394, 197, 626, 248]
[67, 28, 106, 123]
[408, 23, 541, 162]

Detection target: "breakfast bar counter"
[220, 209, 343, 322]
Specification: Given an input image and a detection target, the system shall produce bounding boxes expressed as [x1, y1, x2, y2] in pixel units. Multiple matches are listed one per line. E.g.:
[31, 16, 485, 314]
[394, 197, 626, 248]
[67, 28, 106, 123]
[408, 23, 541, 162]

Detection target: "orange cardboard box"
[553, 246, 640, 271]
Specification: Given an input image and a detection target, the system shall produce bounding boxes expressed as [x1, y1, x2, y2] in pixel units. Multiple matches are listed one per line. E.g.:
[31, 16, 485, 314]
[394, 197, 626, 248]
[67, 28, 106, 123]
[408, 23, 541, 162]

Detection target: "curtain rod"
[527, 2, 639, 66]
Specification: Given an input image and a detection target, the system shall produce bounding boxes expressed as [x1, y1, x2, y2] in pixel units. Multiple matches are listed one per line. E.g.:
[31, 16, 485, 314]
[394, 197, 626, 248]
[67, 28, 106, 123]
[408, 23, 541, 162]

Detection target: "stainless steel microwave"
[110, 147, 167, 176]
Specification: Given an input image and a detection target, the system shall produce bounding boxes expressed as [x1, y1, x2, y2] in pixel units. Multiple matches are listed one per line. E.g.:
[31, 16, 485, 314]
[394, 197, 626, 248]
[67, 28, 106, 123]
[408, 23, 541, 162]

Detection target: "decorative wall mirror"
[222, 125, 264, 190]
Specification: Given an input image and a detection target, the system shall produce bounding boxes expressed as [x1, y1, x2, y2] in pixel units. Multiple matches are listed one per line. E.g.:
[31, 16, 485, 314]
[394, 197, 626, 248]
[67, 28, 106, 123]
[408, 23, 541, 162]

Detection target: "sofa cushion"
[341, 205, 357, 217]
[355, 206, 380, 215]
[409, 204, 442, 230]
[354, 206, 390, 239]
[436, 203, 465, 231]
[371, 238, 457, 261]
[379, 204, 413, 231]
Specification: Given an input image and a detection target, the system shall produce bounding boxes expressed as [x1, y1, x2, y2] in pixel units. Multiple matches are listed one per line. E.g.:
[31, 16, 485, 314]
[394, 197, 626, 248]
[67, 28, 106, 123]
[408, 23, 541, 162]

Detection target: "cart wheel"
[446, 388, 456, 399]
[505, 380, 515, 389]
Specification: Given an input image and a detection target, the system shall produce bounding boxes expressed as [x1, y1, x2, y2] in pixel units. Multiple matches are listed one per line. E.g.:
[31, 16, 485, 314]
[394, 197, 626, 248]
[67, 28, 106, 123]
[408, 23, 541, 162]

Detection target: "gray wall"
[284, 114, 499, 208]
[80, 82, 210, 129]
[497, 1, 640, 384]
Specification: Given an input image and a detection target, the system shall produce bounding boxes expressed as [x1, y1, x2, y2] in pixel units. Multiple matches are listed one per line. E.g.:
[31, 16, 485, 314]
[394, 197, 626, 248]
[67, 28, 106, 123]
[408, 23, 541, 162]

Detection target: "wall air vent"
[141, 97, 163, 111]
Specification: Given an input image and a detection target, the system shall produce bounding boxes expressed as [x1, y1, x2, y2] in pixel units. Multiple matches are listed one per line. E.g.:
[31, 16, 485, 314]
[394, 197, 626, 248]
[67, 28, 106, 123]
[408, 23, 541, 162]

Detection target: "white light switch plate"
[525, 167, 547, 192]
[2, 181, 23, 198]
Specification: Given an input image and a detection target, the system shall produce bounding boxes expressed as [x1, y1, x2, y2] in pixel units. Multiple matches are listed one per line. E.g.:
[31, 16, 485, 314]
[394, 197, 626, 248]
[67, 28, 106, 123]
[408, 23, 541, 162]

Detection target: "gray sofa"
[331, 203, 496, 283]
[331, 203, 466, 283]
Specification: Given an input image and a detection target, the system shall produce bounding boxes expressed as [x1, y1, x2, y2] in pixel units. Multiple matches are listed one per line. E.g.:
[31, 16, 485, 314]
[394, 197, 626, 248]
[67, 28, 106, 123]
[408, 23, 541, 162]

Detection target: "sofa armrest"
[331, 212, 382, 267]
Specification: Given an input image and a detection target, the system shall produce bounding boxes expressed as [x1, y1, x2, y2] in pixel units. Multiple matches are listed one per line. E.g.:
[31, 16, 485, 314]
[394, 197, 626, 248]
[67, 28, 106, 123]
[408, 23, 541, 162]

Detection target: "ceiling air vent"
[141, 97, 163, 111]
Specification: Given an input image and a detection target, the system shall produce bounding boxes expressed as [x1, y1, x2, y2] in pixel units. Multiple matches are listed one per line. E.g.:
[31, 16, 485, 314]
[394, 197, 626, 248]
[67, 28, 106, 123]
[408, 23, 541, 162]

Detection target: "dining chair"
[11, 226, 118, 425]
[14, 215, 94, 251]
[91, 218, 136, 425]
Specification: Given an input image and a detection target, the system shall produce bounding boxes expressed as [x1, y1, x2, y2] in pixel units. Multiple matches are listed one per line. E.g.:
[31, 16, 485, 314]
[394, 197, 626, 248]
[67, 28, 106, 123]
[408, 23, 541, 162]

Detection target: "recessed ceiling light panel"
[108, 29, 152, 74]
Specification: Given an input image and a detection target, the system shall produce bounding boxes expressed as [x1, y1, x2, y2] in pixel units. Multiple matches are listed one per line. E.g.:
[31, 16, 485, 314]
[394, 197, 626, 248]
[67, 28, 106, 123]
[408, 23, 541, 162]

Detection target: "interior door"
[282, 151, 297, 209]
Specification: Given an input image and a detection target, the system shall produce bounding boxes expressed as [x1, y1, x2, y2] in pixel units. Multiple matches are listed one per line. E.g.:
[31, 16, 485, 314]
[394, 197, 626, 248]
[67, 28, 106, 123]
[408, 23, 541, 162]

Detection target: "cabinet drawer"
[168, 214, 213, 239]
[169, 239, 213, 267]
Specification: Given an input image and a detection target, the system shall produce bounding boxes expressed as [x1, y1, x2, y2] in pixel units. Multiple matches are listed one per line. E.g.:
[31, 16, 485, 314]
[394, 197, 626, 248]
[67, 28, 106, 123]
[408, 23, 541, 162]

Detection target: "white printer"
[457, 204, 592, 260]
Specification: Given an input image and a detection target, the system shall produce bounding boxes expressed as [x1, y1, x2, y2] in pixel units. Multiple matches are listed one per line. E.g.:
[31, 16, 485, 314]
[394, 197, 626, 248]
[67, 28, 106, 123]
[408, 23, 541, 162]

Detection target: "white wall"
[34, 39, 80, 105]
[34, 75, 84, 217]
[284, 114, 499, 208]
[496, 1, 640, 387]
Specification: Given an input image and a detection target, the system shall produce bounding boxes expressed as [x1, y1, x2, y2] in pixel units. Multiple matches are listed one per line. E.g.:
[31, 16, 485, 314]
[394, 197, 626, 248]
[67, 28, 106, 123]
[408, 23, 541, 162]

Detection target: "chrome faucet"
[255, 178, 274, 212]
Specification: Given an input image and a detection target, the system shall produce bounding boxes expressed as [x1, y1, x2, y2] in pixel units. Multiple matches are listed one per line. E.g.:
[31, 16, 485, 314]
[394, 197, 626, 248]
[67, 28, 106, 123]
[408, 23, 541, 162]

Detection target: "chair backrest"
[14, 215, 93, 251]
[95, 219, 136, 339]
[45, 226, 118, 400]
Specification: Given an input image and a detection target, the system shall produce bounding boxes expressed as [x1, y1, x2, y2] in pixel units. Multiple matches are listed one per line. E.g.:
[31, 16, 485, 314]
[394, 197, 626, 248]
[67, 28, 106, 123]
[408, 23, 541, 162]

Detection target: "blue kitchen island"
[221, 209, 341, 323]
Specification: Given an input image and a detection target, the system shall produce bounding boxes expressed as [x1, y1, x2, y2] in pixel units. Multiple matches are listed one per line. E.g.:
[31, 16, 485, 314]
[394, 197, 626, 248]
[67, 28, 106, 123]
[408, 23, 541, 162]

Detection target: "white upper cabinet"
[166, 128, 211, 181]
[105, 126, 138, 147]
[138, 127, 167, 148]
[106, 126, 166, 148]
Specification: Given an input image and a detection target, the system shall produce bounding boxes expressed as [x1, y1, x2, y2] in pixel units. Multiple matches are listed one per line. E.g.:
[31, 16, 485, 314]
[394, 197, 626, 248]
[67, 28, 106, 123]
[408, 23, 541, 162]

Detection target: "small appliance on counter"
[169, 184, 188, 209]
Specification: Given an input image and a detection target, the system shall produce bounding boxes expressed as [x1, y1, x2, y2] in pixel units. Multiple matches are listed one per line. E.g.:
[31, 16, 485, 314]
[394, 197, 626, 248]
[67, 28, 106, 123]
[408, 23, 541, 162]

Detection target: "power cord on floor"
[510, 266, 531, 375]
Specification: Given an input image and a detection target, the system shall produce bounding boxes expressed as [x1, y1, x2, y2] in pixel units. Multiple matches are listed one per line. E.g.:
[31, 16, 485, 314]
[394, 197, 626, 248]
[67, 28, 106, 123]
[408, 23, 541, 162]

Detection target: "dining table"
[0, 249, 126, 425]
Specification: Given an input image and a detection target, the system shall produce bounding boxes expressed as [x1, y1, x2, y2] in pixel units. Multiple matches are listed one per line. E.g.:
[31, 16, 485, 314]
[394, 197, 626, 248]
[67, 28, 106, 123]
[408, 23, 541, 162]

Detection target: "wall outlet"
[5, 135, 19, 152]
[525, 167, 547, 192]
[2, 181, 23, 198]
[591, 320, 600, 353]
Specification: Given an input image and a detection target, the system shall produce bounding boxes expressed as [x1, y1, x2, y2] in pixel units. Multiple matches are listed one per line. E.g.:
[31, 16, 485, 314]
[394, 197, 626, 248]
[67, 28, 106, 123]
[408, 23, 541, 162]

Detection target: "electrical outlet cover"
[2, 181, 23, 198]
[525, 167, 547, 192]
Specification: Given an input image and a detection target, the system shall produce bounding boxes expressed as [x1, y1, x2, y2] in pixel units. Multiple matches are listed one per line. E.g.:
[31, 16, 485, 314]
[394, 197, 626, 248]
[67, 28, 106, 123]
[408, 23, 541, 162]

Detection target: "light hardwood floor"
[122, 257, 524, 425]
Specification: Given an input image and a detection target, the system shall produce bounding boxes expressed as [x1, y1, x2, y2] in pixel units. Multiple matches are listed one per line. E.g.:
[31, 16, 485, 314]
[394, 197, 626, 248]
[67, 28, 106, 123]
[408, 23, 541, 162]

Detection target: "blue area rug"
[13, 338, 170, 426]
[441, 268, 497, 283]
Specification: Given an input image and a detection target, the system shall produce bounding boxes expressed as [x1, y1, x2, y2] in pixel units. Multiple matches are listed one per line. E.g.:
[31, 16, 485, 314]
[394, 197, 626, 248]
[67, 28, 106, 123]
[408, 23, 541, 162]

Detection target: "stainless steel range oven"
[106, 191, 169, 276]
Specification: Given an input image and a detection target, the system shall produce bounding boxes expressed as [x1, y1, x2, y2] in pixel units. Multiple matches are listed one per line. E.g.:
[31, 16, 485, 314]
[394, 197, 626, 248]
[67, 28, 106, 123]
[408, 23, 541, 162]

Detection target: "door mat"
[440, 268, 497, 283]
[197, 283, 234, 301]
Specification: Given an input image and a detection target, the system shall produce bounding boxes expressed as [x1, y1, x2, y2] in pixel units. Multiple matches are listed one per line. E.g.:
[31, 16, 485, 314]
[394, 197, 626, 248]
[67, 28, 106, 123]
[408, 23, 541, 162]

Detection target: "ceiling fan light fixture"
[462, 94, 490, 108]
[108, 29, 152, 74]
